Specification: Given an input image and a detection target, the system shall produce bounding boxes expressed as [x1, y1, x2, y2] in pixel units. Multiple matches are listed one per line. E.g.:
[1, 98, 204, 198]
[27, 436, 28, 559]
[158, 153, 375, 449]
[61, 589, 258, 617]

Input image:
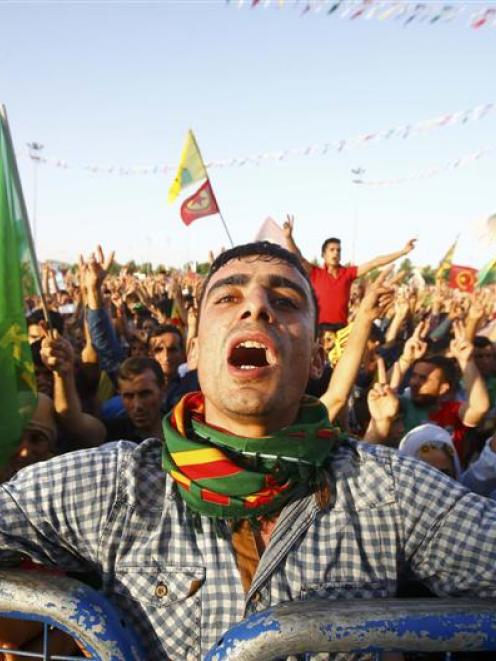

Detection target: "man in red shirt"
[283, 215, 416, 329]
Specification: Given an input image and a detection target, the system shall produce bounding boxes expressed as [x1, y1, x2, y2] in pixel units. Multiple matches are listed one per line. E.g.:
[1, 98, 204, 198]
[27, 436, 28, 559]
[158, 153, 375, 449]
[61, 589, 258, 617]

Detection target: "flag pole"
[0, 105, 52, 331]
[190, 131, 234, 248]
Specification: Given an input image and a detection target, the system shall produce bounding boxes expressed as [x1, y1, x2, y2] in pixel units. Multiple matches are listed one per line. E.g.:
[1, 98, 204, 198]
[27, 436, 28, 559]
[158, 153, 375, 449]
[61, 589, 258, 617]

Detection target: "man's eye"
[215, 294, 237, 304]
[272, 296, 298, 309]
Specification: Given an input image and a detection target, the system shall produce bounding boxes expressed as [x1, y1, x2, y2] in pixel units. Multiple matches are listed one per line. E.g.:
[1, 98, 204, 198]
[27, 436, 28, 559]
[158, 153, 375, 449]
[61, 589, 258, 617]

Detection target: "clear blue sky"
[1, 0, 495, 270]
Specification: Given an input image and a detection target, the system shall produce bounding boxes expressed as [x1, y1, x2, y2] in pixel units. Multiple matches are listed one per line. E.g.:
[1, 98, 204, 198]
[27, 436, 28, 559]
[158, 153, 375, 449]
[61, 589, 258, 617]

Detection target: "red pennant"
[448, 265, 477, 293]
[180, 180, 219, 226]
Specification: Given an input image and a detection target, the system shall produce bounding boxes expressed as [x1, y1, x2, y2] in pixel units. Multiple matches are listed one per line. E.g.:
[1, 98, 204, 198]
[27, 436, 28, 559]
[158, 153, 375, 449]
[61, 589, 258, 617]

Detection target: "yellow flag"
[435, 238, 458, 280]
[168, 130, 207, 204]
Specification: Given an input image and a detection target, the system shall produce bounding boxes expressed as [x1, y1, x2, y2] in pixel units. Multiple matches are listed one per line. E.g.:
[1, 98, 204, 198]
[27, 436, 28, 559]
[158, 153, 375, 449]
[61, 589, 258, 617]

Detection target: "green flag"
[0, 107, 39, 468]
[477, 257, 496, 287]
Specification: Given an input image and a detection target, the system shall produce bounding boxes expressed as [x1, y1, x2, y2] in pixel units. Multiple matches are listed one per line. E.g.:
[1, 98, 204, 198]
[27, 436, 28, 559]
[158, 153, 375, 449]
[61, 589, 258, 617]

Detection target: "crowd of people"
[1, 222, 496, 658]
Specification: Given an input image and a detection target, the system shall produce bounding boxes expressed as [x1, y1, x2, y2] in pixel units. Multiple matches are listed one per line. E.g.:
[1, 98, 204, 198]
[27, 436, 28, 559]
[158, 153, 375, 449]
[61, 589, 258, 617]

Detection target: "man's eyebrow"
[267, 275, 309, 302]
[205, 272, 309, 304]
[205, 274, 250, 301]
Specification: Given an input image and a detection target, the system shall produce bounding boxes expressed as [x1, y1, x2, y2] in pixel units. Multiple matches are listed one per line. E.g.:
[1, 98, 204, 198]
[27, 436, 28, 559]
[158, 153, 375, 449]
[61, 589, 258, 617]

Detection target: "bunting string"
[352, 147, 494, 187]
[230, 1, 496, 29]
[25, 100, 495, 175]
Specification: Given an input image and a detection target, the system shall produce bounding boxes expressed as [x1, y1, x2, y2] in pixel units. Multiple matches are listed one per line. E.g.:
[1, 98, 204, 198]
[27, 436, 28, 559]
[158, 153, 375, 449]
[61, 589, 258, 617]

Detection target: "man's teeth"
[236, 340, 267, 349]
[239, 365, 257, 370]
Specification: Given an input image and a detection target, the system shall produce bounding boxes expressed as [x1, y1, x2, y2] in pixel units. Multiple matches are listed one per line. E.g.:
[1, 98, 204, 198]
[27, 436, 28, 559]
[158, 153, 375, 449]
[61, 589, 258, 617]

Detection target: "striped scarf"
[162, 392, 339, 520]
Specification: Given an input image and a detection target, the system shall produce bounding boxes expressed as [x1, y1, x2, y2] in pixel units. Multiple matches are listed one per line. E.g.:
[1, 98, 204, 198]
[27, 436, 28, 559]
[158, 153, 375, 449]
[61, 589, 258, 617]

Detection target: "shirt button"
[155, 582, 168, 598]
[186, 652, 196, 661]
[251, 591, 261, 604]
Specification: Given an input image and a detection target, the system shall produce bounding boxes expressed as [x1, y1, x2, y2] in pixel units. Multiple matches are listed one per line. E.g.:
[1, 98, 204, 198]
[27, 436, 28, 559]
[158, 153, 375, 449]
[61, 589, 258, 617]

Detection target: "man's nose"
[131, 397, 143, 411]
[239, 289, 274, 323]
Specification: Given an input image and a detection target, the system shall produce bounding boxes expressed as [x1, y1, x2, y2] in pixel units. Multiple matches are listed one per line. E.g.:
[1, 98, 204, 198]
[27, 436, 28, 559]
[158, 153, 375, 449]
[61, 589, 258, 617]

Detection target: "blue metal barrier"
[206, 597, 496, 660]
[0, 570, 144, 660]
[2, 570, 496, 660]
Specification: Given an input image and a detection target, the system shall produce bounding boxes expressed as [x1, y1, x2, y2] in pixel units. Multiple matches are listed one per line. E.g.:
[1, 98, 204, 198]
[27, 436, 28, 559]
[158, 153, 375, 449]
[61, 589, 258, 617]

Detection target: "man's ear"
[439, 380, 451, 397]
[187, 336, 199, 370]
[309, 343, 325, 380]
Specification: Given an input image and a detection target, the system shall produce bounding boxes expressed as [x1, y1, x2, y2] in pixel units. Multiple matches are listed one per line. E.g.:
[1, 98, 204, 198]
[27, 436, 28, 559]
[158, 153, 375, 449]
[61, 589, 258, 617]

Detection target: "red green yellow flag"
[168, 130, 207, 204]
[0, 106, 38, 468]
[435, 238, 458, 280]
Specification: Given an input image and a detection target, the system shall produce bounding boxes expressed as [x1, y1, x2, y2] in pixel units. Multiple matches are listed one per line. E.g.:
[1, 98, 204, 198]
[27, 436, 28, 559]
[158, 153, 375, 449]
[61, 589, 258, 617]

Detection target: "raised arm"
[363, 356, 400, 444]
[389, 319, 429, 391]
[320, 269, 394, 422]
[282, 215, 314, 274]
[450, 319, 490, 427]
[357, 238, 417, 278]
[81, 246, 125, 378]
[40, 331, 106, 447]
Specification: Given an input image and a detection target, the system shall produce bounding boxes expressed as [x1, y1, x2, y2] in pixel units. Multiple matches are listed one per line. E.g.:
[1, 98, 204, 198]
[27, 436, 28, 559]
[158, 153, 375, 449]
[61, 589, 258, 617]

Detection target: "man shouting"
[1, 242, 496, 660]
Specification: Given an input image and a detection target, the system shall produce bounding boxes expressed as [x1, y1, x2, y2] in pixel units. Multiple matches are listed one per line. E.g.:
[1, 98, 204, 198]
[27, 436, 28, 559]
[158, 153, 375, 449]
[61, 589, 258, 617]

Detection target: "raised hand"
[40, 330, 75, 377]
[467, 289, 491, 322]
[449, 319, 473, 368]
[358, 267, 395, 321]
[282, 214, 294, 239]
[403, 238, 417, 254]
[367, 357, 399, 424]
[79, 245, 115, 291]
[394, 289, 410, 321]
[401, 319, 429, 365]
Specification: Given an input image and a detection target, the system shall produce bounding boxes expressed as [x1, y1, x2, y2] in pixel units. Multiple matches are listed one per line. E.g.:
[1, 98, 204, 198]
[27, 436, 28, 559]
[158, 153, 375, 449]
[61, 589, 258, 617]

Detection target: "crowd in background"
[1, 230, 496, 658]
[7, 232, 496, 497]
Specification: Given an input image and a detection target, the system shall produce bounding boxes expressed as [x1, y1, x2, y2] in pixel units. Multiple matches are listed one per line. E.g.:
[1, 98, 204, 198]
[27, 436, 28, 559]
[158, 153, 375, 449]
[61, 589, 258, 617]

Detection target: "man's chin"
[411, 394, 438, 408]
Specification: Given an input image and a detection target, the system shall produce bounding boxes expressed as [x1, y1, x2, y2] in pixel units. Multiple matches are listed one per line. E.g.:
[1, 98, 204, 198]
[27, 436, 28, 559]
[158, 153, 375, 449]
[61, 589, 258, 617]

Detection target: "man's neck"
[325, 263, 340, 276]
[163, 374, 176, 390]
[137, 420, 164, 441]
[204, 405, 297, 438]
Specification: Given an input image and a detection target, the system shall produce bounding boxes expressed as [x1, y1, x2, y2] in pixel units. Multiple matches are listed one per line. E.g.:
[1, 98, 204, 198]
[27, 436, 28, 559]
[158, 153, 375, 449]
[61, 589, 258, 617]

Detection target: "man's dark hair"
[412, 355, 460, 393]
[26, 309, 64, 335]
[321, 237, 341, 256]
[148, 324, 184, 349]
[117, 357, 165, 388]
[474, 336, 493, 350]
[199, 241, 319, 334]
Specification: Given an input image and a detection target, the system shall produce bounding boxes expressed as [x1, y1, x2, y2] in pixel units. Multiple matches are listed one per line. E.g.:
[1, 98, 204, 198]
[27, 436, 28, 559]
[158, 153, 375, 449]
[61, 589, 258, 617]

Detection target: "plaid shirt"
[1, 438, 496, 660]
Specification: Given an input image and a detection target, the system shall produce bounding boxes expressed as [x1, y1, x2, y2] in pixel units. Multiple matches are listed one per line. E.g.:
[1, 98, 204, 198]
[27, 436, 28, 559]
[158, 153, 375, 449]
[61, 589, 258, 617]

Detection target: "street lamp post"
[26, 141, 44, 244]
[350, 167, 365, 263]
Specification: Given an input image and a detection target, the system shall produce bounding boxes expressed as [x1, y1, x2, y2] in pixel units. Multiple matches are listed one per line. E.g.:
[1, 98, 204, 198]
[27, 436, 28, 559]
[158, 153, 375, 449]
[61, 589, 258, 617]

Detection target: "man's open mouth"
[228, 340, 271, 371]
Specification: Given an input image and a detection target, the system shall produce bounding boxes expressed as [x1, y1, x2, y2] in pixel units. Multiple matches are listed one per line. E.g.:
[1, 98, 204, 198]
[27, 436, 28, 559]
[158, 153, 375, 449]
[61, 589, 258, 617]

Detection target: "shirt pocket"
[114, 563, 205, 607]
[113, 563, 205, 658]
[301, 580, 389, 601]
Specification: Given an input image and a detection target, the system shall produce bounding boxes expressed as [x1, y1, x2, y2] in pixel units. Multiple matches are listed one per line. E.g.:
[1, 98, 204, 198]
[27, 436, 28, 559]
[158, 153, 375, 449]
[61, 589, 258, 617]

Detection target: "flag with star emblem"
[167, 130, 207, 204]
[0, 106, 38, 468]
[180, 179, 219, 226]
[448, 265, 477, 293]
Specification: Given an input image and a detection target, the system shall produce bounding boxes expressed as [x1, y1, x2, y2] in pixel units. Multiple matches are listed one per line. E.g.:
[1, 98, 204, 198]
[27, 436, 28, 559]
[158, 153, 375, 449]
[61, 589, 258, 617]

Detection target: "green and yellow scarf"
[162, 392, 340, 520]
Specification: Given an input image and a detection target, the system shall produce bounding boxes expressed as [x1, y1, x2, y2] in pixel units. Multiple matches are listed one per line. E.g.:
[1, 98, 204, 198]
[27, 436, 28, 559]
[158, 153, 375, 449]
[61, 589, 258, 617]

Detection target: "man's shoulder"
[310, 263, 325, 279]
[3, 438, 164, 494]
[341, 264, 358, 279]
[329, 439, 398, 510]
[329, 438, 458, 511]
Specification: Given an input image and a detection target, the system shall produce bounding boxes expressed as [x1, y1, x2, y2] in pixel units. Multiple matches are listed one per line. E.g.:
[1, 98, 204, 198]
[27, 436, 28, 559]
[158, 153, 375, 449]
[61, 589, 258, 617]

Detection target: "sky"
[1, 0, 495, 271]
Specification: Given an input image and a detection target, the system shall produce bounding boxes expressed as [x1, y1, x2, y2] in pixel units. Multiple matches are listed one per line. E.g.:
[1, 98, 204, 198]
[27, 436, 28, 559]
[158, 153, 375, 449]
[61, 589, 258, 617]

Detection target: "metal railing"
[205, 597, 496, 660]
[2, 570, 496, 660]
[0, 570, 143, 660]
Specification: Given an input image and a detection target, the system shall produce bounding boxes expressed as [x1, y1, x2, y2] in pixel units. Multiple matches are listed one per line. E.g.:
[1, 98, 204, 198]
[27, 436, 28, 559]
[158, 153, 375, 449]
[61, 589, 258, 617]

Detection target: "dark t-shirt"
[105, 415, 149, 443]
